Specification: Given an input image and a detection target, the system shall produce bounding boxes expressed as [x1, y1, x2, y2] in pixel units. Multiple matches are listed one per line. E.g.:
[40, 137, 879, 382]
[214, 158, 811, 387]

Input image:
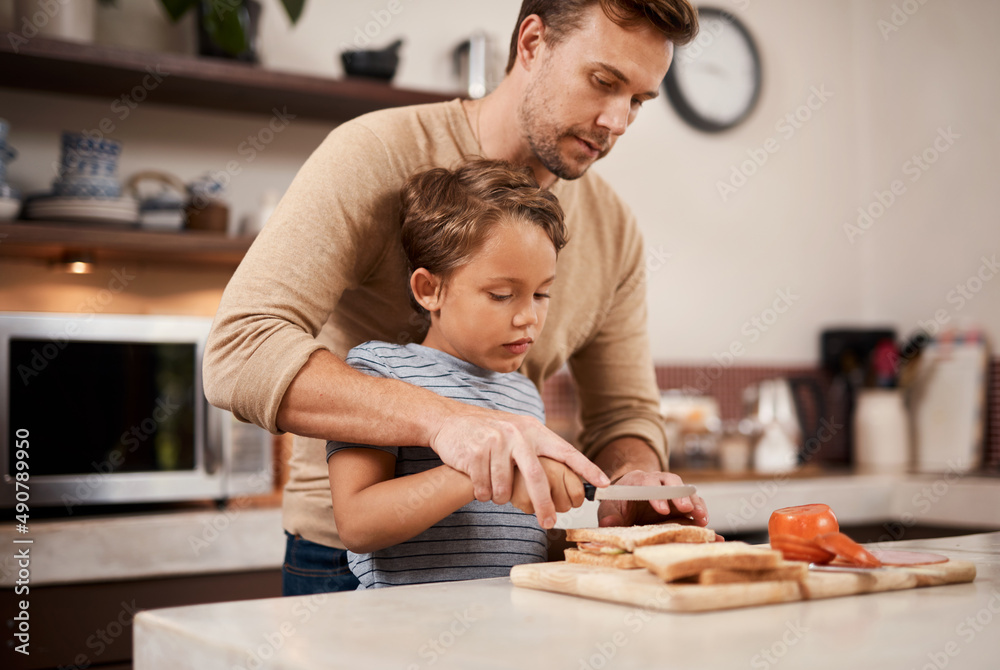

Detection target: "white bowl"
[0, 196, 21, 221]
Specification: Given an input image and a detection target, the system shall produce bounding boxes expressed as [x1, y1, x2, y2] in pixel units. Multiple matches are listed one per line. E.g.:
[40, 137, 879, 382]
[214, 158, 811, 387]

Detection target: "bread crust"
[697, 561, 807, 584]
[634, 542, 783, 582]
[565, 523, 716, 551]
[565, 548, 641, 569]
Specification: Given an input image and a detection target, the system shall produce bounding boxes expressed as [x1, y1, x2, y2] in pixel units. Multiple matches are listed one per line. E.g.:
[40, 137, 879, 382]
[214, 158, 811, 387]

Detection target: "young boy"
[326, 159, 584, 589]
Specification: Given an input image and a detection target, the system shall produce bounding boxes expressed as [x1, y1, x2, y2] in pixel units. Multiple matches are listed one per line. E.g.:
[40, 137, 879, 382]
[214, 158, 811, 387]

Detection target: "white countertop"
[0, 506, 284, 587]
[4, 473, 998, 586]
[134, 532, 1000, 670]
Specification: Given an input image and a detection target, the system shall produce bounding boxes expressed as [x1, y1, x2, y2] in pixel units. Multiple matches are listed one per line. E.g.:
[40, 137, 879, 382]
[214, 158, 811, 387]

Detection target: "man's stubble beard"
[518, 66, 609, 182]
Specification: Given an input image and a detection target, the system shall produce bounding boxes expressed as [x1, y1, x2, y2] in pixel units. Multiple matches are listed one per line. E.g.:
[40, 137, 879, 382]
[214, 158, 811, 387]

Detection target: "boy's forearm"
[334, 464, 475, 554]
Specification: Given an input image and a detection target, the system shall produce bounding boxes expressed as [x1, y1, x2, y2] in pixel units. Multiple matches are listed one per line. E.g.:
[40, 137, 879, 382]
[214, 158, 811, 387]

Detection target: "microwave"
[1, 312, 272, 510]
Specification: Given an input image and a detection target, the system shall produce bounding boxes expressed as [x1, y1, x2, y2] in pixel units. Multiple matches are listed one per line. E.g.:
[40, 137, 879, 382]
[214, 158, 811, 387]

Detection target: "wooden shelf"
[0, 37, 455, 122]
[0, 221, 253, 269]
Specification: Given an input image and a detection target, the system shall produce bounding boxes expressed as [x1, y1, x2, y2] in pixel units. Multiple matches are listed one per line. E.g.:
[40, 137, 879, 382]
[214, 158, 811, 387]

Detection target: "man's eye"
[489, 293, 513, 302]
[631, 97, 644, 108]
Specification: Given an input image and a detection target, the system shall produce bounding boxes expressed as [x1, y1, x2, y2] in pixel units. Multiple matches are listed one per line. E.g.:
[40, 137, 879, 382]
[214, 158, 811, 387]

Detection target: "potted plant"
[105, 0, 304, 61]
[173, 0, 304, 61]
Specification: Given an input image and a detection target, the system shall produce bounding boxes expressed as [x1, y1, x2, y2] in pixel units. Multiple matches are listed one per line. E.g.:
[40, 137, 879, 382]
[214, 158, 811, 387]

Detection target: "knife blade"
[583, 483, 697, 501]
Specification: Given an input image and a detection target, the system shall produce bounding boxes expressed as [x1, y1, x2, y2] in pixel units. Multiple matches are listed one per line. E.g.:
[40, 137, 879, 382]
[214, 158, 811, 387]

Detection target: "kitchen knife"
[583, 483, 696, 501]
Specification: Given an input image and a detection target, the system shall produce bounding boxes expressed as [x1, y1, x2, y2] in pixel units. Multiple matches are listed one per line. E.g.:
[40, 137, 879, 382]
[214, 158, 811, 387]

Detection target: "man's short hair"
[400, 159, 567, 311]
[506, 0, 699, 73]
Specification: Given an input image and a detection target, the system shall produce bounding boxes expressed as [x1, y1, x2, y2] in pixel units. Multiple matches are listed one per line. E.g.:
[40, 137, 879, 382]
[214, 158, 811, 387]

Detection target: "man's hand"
[509, 457, 586, 516]
[429, 410, 608, 529]
[597, 469, 710, 528]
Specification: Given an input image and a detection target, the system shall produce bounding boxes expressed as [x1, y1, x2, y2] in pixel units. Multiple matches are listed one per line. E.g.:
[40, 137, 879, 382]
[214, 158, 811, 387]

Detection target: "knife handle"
[583, 483, 597, 501]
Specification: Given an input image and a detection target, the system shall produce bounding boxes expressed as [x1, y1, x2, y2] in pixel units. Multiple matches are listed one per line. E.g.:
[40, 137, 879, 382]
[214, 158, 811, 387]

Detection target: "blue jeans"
[282, 532, 360, 596]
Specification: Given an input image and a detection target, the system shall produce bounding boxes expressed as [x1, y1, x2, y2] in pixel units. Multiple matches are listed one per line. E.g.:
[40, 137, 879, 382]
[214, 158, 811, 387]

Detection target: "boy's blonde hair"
[400, 159, 567, 311]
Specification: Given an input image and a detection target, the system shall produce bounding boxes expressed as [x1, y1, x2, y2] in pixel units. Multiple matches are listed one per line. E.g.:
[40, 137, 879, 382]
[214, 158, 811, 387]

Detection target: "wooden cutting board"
[509, 559, 976, 613]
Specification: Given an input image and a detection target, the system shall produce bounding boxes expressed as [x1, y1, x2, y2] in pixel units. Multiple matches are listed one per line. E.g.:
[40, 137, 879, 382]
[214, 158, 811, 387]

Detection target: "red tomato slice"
[815, 532, 882, 568]
[768, 504, 840, 541]
[770, 534, 835, 564]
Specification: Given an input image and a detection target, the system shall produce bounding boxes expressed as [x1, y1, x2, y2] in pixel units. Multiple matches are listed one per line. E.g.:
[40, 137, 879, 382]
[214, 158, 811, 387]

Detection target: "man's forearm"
[592, 436, 662, 481]
[276, 349, 461, 447]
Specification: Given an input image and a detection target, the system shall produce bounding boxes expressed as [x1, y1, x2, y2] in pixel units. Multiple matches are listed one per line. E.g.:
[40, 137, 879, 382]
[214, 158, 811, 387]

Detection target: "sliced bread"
[697, 561, 808, 585]
[565, 523, 716, 551]
[635, 541, 783, 582]
[565, 548, 642, 569]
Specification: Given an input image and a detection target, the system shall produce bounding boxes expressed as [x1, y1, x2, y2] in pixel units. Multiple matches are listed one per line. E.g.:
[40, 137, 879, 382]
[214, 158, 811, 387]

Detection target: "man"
[204, 0, 704, 596]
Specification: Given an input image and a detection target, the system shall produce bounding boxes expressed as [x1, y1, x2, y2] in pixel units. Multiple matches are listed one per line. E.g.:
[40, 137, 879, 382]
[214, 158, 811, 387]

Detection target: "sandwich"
[564, 523, 717, 569]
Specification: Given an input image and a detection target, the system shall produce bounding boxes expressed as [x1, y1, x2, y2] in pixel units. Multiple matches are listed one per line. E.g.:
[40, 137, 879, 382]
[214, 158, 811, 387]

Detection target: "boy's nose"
[513, 302, 538, 327]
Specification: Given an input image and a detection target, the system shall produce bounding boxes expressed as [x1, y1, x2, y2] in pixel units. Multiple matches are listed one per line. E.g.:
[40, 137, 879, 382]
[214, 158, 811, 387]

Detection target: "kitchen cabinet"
[0, 36, 456, 269]
[0, 507, 284, 669]
[1, 570, 280, 670]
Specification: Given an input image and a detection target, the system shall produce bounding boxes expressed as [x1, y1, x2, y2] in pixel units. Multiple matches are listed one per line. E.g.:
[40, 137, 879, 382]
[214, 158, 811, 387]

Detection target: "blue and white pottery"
[54, 132, 123, 199]
[0, 118, 9, 144]
[0, 140, 16, 186]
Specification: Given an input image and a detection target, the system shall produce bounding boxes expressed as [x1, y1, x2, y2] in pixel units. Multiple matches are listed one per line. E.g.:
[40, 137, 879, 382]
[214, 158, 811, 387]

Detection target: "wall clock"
[663, 7, 762, 133]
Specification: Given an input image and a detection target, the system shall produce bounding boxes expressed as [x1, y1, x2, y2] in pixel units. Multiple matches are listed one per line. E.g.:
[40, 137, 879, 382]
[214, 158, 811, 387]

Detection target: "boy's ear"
[410, 268, 443, 312]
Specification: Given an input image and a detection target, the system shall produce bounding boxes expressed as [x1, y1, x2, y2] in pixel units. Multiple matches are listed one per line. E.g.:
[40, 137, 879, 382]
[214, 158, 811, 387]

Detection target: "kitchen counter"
[134, 531, 1000, 670]
[0, 506, 283, 587]
[4, 473, 998, 586]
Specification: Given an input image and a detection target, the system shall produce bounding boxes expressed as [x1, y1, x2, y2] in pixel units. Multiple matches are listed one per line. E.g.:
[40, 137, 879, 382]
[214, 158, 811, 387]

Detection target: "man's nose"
[597, 97, 630, 136]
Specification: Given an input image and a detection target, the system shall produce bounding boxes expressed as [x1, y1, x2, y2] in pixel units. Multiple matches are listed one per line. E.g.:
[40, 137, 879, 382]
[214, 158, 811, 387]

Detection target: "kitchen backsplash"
[541, 359, 1000, 473]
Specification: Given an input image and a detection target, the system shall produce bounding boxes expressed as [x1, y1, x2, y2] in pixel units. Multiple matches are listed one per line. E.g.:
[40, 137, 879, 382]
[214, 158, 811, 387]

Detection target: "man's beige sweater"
[204, 99, 666, 549]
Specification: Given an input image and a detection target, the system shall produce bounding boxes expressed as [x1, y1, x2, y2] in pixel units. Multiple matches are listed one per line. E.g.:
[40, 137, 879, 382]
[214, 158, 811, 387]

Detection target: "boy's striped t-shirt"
[325, 341, 548, 589]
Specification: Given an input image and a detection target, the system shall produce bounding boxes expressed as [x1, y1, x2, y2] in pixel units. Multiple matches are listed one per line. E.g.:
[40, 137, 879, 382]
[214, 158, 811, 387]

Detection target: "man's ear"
[516, 14, 546, 72]
[410, 268, 444, 312]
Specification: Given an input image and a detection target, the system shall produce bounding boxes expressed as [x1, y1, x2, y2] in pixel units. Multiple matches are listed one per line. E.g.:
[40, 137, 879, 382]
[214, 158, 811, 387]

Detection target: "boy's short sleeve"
[326, 343, 400, 461]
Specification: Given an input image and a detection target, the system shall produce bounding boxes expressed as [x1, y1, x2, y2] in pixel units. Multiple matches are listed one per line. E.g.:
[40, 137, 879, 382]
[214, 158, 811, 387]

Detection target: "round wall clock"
[663, 7, 762, 133]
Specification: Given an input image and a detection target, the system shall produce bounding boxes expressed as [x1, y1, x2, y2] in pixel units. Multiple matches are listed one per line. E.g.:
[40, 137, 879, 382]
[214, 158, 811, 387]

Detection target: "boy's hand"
[510, 457, 585, 516]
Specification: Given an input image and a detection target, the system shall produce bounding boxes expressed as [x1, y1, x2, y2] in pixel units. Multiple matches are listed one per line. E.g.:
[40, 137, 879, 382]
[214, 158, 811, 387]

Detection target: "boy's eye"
[534, 293, 550, 300]
[594, 76, 612, 89]
[489, 293, 513, 302]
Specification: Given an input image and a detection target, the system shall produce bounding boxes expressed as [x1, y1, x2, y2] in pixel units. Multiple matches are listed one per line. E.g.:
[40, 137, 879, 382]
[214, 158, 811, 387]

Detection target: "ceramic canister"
[0, 141, 16, 186]
[53, 132, 123, 198]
